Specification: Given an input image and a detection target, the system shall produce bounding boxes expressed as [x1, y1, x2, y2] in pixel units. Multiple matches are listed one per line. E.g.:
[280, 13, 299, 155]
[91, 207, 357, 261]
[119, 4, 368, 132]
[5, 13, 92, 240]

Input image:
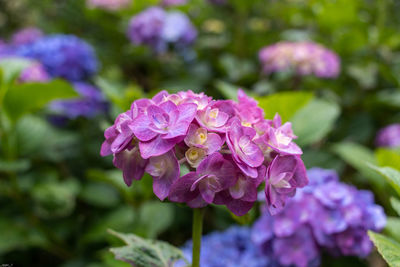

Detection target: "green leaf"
[332, 142, 385, 188]
[137, 201, 174, 239]
[390, 198, 400, 216]
[0, 57, 33, 84]
[83, 206, 135, 243]
[3, 79, 78, 121]
[369, 165, 400, 196]
[108, 229, 187, 267]
[291, 99, 340, 146]
[376, 149, 400, 171]
[257, 91, 313, 122]
[80, 182, 121, 208]
[214, 80, 241, 100]
[368, 231, 400, 267]
[0, 159, 31, 172]
[385, 217, 400, 243]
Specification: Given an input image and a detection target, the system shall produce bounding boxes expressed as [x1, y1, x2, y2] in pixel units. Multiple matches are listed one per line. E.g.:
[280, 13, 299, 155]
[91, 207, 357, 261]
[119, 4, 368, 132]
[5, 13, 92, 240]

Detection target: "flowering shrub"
[16, 34, 98, 81]
[18, 62, 50, 83]
[252, 168, 386, 267]
[49, 83, 108, 119]
[127, 7, 197, 53]
[86, 0, 131, 10]
[101, 90, 307, 216]
[11, 27, 43, 46]
[178, 227, 275, 267]
[375, 123, 400, 148]
[259, 41, 340, 78]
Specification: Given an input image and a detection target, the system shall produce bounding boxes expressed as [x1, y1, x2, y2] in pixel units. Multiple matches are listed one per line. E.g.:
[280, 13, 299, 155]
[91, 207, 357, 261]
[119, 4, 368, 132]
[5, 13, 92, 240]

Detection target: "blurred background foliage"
[0, 0, 400, 266]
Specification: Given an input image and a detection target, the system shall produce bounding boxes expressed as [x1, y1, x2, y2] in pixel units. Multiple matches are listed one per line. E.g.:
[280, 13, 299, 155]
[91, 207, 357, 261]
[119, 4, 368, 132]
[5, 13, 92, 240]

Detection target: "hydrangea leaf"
[108, 229, 187, 267]
[3, 79, 79, 121]
[376, 149, 400, 171]
[291, 99, 340, 146]
[390, 198, 400, 216]
[385, 217, 400, 243]
[256, 91, 313, 122]
[332, 142, 385, 189]
[368, 165, 400, 197]
[368, 231, 400, 267]
[0, 57, 32, 84]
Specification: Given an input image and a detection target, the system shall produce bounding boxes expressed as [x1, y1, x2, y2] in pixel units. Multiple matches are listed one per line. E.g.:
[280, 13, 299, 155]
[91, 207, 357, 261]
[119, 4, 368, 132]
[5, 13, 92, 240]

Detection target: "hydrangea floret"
[259, 41, 340, 78]
[253, 168, 386, 267]
[101, 90, 308, 216]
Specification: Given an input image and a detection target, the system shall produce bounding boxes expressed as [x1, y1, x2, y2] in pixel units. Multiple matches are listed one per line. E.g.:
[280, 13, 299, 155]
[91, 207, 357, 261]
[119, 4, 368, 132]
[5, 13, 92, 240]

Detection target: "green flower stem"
[192, 208, 205, 267]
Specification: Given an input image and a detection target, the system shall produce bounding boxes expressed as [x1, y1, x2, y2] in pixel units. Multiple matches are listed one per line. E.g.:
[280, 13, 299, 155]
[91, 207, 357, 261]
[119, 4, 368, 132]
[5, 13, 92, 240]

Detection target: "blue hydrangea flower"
[177, 226, 277, 267]
[252, 167, 386, 267]
[49, 82, 108, 119]
[16, 34, 98, 81]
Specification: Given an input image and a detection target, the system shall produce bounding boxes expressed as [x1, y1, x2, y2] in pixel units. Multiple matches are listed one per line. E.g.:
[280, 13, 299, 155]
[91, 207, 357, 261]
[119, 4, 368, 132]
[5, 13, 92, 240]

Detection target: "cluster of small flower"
[101, 90, 307, 216]
[161, 0, 187, 7]
[87, 0, 131, 11]
[252, 168, 386, 267]
[177, 227, 278, 267]
[0, 28, 108, 120]
[127, 7, 197, 53]
[259, 41, 340, 78]
[375, 123, 400, 148]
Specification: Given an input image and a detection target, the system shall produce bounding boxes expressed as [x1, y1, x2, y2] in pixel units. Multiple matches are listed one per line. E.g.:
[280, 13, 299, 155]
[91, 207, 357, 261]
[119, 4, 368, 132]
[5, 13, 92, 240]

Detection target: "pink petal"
[139, 135, 180, 159]
[204, 133, 223, 154]
[131, 115, 157, 141]
[226, 199, 254, 216]
[168, 172, 199, 203]
[113, 148, 148, 186]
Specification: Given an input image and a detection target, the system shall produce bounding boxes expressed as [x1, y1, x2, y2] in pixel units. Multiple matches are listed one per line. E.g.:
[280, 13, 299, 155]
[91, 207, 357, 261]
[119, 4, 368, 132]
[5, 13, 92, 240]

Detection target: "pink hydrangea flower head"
[87, 0, 131, 11]
[101, 90, 307, 215]
[259, 41, 340, 78]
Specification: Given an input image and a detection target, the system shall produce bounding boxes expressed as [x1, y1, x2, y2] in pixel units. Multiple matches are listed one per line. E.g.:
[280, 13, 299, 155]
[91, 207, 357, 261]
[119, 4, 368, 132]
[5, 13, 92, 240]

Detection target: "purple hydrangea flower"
[49, 83, 108, 119]
[16, 34, 98, 81]
[161, 0, 187, 7]
[87, 0, 131, 10]
[101, 90, 307, 214]
[177, 226, 277, 267]
[375, 123, 400, 148]
[127, 7, 197, 53]
[259, 41, 340, 78]
[11, 27, 43, 46]
[253, 167, 386, 267]
[19, 61, 50, 83]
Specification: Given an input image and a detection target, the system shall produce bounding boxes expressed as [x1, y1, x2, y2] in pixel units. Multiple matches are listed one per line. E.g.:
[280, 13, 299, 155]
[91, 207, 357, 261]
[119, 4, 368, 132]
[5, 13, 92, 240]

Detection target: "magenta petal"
[152, 90, 169, 103]
[204, 133, 223, 154]
[147, 150, 180, 201]
[131, 115, 157, 141]
[168, 172, 199, 203]
[199, 181, 217, 203]
[163, 121, 191, 139]
[139, 135, 180, 159]
[160, 100, 178, 113]
[293, 156, 308, 188]
[226, 199, 254, 216]
[177, 103, 197, 124]
[187, 194, 208, 208]
[113, 148, 148, 186]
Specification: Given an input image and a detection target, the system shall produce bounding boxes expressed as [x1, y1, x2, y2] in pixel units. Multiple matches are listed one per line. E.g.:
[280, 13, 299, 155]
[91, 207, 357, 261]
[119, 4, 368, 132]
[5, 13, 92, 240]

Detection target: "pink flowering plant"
[101, 89, 308, 267]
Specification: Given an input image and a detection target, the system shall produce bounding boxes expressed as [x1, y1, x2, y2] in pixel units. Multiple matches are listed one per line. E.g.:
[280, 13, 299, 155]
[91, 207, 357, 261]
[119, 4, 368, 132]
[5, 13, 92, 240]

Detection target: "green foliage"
[368, 231, 400, 267]
[292, 99, 340, 146]
[0, 58, 32, 84]
[375, 149, 400, 171]
[3, 80, 78, 121]
[257, 92, 313, 122]
[109, 229, 187, 267]
[369, 165, 400, 196]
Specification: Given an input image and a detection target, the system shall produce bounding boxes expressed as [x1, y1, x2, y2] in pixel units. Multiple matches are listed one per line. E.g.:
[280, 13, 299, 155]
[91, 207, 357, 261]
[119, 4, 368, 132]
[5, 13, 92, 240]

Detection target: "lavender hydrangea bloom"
[11, 27, 43, 46]
[253, 167, 386, 267]
[87, 0, 131, 10]
[19, 62, 50, 83]
[259, 41, 340, 78]
[161, 0, 187, 6]
[177, 227, 277, 267]
[16, 34, 98, 81]
[49, 83, 108, 119]
[127, 7, 197, 53]
[375, 123, 400, 148]
[101, 90, 307, 214]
